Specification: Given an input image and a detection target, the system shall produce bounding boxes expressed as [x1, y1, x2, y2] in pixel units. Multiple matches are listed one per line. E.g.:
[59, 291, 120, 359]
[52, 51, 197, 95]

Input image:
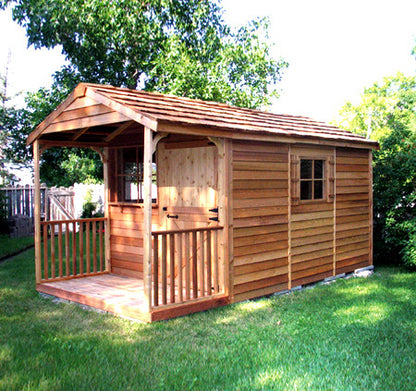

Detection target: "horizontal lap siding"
[335, 148, 371, 274]
[291, 202, 334, 287]
[232, 141, 289, 302]
[109, 205, 159, 278]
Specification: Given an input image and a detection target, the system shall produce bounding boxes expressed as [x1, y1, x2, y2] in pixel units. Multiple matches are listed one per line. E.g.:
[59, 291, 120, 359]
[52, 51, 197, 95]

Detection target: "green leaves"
[2, 0, 286, 108]
[1, 0, 287, 185]
[373, 118, 416, 267]
[338, 72, 416, 267]
[337, 72, 416, 141]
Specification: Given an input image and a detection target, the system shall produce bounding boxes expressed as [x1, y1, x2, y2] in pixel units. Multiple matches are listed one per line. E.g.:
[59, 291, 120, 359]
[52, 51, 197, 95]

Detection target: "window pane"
[124, 179, 138, 201]
[314, 160, 324, 179]
[300, 181, 312, 200]
[124, 162, 137, 175]
[301, 160, 313, 179]
[314, 180, 323, 199]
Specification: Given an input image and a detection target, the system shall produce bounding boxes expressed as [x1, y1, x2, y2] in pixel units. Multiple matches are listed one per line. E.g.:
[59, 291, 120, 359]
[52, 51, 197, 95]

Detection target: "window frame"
[299, 158, 326, 202]
[114, 146, 157, 204]
[290, 148, 335, 206]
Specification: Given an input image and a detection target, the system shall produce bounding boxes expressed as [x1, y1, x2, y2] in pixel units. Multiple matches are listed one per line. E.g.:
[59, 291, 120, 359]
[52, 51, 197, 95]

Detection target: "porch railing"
[151, 226, 223, 307]
[39, 217, 107, 282]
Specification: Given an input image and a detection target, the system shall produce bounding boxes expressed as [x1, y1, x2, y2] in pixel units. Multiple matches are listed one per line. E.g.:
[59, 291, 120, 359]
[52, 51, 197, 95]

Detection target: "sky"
[1, 0, 416, 124]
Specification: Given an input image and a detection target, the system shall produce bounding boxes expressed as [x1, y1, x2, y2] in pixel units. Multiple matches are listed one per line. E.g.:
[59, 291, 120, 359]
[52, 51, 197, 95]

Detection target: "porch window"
[116, 147, 157, 203]
[300, 159, 324, 200]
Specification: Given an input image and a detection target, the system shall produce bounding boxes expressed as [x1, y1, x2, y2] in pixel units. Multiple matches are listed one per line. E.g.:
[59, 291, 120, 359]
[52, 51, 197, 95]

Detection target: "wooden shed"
[28, 83, 378, 322]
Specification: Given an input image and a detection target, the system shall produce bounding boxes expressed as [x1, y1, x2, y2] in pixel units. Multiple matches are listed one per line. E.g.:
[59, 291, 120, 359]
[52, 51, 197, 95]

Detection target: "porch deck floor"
[37, 274, 150, 321]
[37, 274, 230, 322]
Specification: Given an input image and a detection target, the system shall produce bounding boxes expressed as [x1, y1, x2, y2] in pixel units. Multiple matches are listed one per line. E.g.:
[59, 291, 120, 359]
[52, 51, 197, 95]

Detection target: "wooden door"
[157, 143, 219, 230]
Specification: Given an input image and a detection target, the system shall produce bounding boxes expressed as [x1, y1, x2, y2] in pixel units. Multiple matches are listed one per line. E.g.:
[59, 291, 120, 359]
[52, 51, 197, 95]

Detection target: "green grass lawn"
[1, 248, 415, 390]
[0, 235, 34, 260]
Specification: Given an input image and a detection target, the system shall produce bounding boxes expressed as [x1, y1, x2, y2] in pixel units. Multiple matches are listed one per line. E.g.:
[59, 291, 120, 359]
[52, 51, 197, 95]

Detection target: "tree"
[0, 64, 19, 185]
[337, 73, 416, 141]
[1, 0, 287, 185]
[373, 119, 416, 268]
[4, 67, 103, 187]
[337, 73, 416, 268]
[1, 0, 286, 108]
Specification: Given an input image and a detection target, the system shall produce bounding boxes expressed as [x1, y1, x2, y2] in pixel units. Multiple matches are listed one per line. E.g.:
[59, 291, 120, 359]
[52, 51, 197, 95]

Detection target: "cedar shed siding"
[232, 140, 289, 302]
[289, 145, 336, 288]
[231, 144, 373, 303]
[335, 148, 372, 274]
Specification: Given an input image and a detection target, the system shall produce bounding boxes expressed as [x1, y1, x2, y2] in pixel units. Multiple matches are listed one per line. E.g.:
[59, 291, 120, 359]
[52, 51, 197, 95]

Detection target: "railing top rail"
[152, 226, 223, 236]
[40, 217, 108, 225]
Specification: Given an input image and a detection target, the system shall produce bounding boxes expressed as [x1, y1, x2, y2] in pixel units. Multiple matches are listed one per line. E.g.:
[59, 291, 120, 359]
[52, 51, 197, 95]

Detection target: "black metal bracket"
[209, 207, 218, 213]
[209, 216, 219, 222]
[167, 214, 178, 219]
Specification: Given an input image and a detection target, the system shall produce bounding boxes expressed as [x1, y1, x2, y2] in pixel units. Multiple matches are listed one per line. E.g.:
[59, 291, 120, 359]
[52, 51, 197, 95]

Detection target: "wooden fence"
[0, 185, 75, 221]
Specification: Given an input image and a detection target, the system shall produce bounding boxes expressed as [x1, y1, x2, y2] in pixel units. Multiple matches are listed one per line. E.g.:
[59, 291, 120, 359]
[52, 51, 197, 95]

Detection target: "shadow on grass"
[1, 250, 415, 390]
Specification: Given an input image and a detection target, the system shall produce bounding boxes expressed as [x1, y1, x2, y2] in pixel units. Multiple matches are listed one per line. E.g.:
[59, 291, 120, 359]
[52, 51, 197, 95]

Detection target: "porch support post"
[208, 137, 233, 300]
[33, 140, 42, 284]
[143, 127, 153, 312]
[102, 148, 111, 271]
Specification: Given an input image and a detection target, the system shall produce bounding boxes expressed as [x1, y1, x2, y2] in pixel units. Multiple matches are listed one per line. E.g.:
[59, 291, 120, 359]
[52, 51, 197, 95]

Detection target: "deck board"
[37, 274, 229, 322]
[37, 274, 150, 321]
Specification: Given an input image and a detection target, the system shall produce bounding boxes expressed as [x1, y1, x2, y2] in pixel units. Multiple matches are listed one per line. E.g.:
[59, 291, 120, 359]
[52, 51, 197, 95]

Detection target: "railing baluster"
[43, 224, 48, 280]
[215, 230, 219, 293]
[185, 232, 190, 300]
[79, 221, 84, 275]
[65, 222, 70, 276]
[207, 230, 212, 295]
[86, 221, 90, 274]
[99, 221, 104, 271]
[92, 220, 97, 273]
[153, 234, 159, 307]
[72, 222, 77, 276]
[192, 231, 198, 299]
[161, 234, 167, 305]
[50, 223, 55, 279]
[200, 231, 205, 296]
[177, 233, 183, 303]
[169, 233, 175, 303]
[58, 223, 63, 277]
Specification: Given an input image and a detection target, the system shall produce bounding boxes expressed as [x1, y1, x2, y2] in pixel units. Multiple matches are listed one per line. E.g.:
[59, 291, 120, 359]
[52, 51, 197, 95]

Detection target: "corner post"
[143, 127, 153, 312]
[369, 150, 373, 266]
[33, 140, 42, 284]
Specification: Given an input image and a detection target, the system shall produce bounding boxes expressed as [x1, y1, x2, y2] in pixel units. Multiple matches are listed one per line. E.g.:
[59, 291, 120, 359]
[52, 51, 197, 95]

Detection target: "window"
[300, 159, 324, 200]
[116, 147, 157, 203]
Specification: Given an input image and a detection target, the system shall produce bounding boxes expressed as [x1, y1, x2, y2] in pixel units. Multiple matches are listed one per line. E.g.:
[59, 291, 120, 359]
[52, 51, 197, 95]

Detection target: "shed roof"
[28, 83, 378, 149]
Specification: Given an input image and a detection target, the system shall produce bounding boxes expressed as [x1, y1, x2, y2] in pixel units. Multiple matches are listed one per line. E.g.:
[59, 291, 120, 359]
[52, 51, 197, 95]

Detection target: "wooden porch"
[36, 217, 228, 322]
[38, 274, 229, 322]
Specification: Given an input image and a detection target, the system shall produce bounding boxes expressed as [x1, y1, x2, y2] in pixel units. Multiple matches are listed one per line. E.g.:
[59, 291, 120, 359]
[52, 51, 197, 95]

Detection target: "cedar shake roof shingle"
[27, 83, 379, 148]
